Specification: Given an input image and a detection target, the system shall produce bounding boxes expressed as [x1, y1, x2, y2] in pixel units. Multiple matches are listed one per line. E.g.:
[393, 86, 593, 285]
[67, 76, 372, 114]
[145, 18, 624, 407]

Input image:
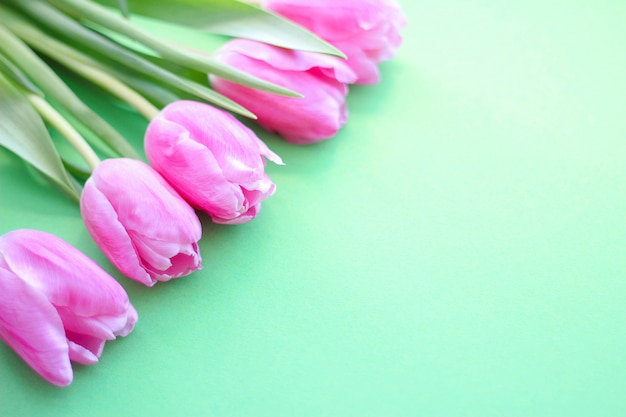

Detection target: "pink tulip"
[211, 39, 357, 144]
[0, 229, 137, 386]
[264, 0, 406, 84]
[144, 100, 283, 224]
[81, 158, 202, 286]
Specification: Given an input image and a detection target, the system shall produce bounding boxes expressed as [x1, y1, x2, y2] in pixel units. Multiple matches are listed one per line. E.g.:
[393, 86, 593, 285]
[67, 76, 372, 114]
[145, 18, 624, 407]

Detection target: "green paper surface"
[1, 1, 625, 415]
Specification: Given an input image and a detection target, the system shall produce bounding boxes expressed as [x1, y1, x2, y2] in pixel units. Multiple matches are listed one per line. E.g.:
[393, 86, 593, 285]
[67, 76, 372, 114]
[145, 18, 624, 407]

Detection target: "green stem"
[28, 94, 101, 171]
[69, 60, 161, 119]
[0, 52, 42, 96]
[0, 7, 141, 158]
[11, 21, 160, 119]
[49, 0, 302, 98]
[8, 0, 256, 118]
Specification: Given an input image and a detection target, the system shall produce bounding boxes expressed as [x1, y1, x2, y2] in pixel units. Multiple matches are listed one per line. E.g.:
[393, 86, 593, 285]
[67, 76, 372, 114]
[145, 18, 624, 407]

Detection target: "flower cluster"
[0, 0, 404, 386]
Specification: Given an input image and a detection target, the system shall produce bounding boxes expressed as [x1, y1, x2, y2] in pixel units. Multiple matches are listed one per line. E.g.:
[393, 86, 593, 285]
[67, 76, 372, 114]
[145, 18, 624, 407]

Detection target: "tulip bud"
[80, 158, 202, 286]
[264, 0, 406, 85]
[0, 229, 137, 386]
[210, 39, 357, 144]
[144, 100, 283, 224]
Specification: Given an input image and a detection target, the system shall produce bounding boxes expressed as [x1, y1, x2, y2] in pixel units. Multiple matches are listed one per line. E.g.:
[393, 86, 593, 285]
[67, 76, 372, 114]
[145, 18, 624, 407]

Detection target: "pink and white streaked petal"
[0, 231, 138, 319]
[0, 267, 73, 387]
[221, 39, 357, 84]
[67, 339, 100, 365]
[212, 57, 349, 143]
[145, 117, 246, 218]
[81, 181, 153, 285]
[91, 159, 201, 245]
[264, 0, 405, 85]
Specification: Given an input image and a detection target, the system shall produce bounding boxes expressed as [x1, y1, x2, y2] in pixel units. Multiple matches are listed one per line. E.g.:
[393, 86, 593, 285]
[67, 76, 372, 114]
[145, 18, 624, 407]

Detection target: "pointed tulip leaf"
[0, 73, 81, 200]
[0, 17, 139, 159]
[47, 0, 302, 97]
[5, 2, 256, 117]
[0, 52, 43, 96]
[95, 0, 345, 58]
[115, 0, 129, 17]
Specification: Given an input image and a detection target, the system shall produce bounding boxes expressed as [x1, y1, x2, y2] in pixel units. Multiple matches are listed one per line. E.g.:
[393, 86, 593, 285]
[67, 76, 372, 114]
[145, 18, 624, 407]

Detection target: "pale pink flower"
[0, 229, 137, 386]
[211, 39, 357, 144]
[264, 0, 406, 84]
[145, 100, 282, 224]
[81, 158, 202, 286]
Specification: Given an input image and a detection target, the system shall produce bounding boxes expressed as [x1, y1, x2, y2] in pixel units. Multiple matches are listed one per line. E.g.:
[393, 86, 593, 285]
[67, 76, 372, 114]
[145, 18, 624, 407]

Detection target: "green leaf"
[62, 157, 92, 182]
[0, 72, 81, 200]
[98, 0, 345, 58]
[115, 0, 129, 17]
[7, 1, 257, 118]
[0, 13, 140, 159]
[0, 51, 42, 96]
[48, 0, 303, 98]
[97, 66, 182, 108]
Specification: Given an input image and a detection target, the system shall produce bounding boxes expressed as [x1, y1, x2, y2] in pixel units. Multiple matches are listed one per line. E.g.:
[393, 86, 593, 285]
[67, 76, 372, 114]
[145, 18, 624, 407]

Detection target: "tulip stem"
[59, 57, 161, 120]
[1, 11, 160, 120]
[28, 94, 101, 171]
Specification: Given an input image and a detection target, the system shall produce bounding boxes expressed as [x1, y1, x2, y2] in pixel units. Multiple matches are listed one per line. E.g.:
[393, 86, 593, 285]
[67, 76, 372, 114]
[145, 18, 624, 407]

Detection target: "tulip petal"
[146, 115, 247, 218]
[0, 266, 72, 387]
[159, 101, 278, 184]
[56, 305, 137, 343]
[213, 204, 261, 225]
[66, 331, 105, 364]
[0, 230, 139, 318]
[219, 39, 357, 84]
[128, 231, 175, 271]
[56, 306, 115, 341]
[146, 101, 282, 223]
[81, 159, 202, 284]
[165, 244, 202, 277]
[128, 230, 201, 279]
[212, 50, 350, 144]
[332, 42, 382, 85]
[264, 0, 405, 84]
[0, 230, 138, 386]
[90, 159, 202, 244]
[67, 341, 100, 365]
[81, 181, 154, 286]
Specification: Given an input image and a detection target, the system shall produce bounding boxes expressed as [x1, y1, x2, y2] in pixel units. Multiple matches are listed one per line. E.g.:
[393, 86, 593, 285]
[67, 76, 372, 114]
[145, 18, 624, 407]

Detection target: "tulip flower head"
[81, 158, 202, 286]
[264, 0, 406, 84]
[145, 100, 283, 224]
[211, 39, 357, 144]
[0, 229, 137, 386]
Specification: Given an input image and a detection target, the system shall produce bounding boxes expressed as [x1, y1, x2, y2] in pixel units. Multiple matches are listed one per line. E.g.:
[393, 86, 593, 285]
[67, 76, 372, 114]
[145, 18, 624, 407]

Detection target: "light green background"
[1, 1, 625, 415]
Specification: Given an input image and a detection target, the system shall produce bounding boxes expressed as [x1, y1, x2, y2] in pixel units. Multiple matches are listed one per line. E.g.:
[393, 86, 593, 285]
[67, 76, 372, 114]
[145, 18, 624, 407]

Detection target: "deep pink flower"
[211, 39, 357, 144]
[81, 158, 202, 286]
[144, 100, 282, 224]
[264, 0, 406, 84]
[0, 229, 137, 386]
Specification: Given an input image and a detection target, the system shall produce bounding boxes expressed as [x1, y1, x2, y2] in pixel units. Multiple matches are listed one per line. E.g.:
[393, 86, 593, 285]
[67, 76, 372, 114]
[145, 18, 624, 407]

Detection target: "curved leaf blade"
[0, 14, 139, 159]
[7, 2, 256, 118]
[115, 0, 129, 17]
[0, 52, 42, 96]
[0, 73, 81, 200]
[98, 0, 345, 58]
[49, 0, 303, 98]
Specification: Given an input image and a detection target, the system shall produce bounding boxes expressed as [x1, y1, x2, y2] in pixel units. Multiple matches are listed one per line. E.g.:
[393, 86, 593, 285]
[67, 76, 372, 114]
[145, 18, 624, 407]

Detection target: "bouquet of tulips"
[0, 0, 405, 386]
